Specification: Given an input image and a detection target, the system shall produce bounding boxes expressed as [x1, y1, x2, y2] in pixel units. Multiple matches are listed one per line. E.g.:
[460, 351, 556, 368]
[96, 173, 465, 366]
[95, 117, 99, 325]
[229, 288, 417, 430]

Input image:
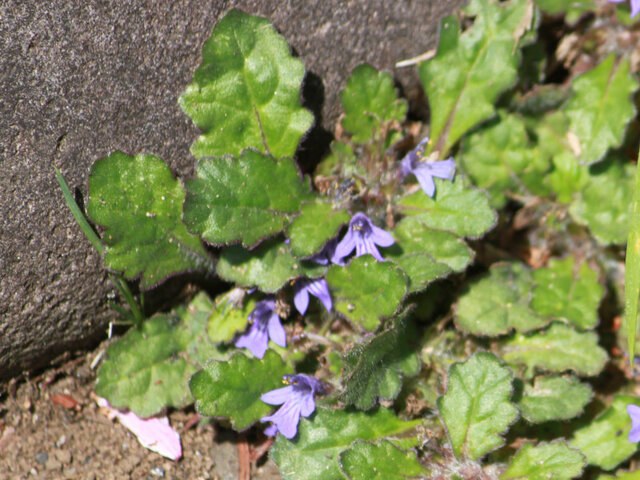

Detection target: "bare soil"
[0, 340, 282, 480]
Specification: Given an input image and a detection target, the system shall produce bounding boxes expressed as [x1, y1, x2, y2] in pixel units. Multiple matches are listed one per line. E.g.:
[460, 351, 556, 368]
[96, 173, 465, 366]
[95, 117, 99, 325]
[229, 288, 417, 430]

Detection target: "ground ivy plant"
[58, 1, 640, 478]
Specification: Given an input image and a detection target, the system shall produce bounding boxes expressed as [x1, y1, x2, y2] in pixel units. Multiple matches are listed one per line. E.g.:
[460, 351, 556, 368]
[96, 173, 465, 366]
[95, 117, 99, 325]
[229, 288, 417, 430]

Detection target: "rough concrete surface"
[0, 0, 468, 380]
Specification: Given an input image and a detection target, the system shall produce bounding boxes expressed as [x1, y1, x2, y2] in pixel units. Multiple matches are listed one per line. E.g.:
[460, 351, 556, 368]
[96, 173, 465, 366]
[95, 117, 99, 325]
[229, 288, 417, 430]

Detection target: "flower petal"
[260, 385, 294, 405]
[334, 229, 357, 262]
[308, 278, 332, 313]
[235, 324, 268, 359]
[267, 313, 287, 348]
[413, 167, 436, 197]
[294, 282, 310, 315]
[299, 393, 315, 417]
[629, 404, 640, 442]
[262, 400, 301, 439]
[427, 158, 456, 180]
[370, 225, 395, 248]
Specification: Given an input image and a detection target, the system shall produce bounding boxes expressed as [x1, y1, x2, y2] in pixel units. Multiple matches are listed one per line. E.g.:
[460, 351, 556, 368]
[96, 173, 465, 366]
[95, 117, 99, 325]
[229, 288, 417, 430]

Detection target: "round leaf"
[517, 375, 593, 423]
[340, 440, 428, 480]
[286, 201, 349, 258]
[500, 441, 586, 480]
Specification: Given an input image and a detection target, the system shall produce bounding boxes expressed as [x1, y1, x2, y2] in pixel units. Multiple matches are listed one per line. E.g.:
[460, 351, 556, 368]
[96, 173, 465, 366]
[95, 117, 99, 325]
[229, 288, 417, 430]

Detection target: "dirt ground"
[0, 340, 282, 480]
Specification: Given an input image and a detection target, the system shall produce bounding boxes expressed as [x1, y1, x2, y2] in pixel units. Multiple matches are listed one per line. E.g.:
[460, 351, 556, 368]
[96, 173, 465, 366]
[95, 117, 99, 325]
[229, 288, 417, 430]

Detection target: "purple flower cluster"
[399, 137, 455, 197]
[610, 0, 640, 17]
[260, 374, 327, 439]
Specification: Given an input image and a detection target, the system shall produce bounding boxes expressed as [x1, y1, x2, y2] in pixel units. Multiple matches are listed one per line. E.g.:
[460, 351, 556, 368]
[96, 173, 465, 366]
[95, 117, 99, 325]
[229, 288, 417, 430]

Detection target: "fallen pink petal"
[95, 396, 182, 461]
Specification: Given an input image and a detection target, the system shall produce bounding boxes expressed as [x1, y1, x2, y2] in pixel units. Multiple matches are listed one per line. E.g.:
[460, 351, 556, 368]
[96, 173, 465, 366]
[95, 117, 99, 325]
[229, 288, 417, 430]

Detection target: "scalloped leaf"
[569, 156, 633, 245]
[340, 440, 428, 480]
[96, 294, 226, 417]
[340, 64, 407, 143]
[459, 111, 550, 208]
[500, 441, 586, 480]
[189, 350, 292, 431]
[517, 375, 593, 423]
[391, 253, 452, 295]
[456, 263, 549, 336]
[270, 407, 419, 480]
[326, 255, 407, 331]
[564, 54, 638, 166]
[397, 175, 496, 238]
[570, 395, 640, 470]
[531, 255, 603, 329]
[216, 237, 326, 293]
[87, 151, 209, 289]
[184, 150, 314, 247]
[438, 352, 518, 460]
[500, 322, 608, 377]
[341, 315, 420, 410]
[419, 0, 532, 156]
[286, 201, 349, 258]
[178, 9, 313, 158]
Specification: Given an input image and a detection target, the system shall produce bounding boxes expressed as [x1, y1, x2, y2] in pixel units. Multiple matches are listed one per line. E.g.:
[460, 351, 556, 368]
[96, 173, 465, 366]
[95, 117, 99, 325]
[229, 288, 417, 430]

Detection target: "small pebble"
[34, 452, 48, 465]
[150, 466, 165, 477]
[54, 449, 71, 464]
[55, 435, 66, 447]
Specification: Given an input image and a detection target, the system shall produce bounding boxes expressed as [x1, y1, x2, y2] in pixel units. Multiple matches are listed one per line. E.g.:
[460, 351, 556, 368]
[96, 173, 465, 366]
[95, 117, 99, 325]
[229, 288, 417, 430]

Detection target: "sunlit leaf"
[500, 441, 586, 480]
[340, 440, 428, 480]
[286, 201, 349, 258]
[517, 375, 593, 423]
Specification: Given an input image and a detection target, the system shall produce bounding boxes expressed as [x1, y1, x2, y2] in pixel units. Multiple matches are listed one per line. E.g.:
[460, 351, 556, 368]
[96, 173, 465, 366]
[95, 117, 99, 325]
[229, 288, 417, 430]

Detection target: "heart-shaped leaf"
[438, 352, 518, 460]
[517, 375, 593, 423]
[570, 395, 640, 470]
[270, 407, 419, 480]
[456, 263, 549, 336]
[189, 350, 292, 431]
[179, 9, 313, 158]
[397, 175, 496, 238]
[87, 151, 210, 289]
[327, 255, 407, 330]
[340, 440, 428, 480]
[500, 322, 608, 377]
[184, 150, 314, 247]
[531, 255, 603, 329]
[500, 441, 586, 480]
[340, 64, 407, 143]
[286, 201, 349, 258]
[216, 237, 326, 293]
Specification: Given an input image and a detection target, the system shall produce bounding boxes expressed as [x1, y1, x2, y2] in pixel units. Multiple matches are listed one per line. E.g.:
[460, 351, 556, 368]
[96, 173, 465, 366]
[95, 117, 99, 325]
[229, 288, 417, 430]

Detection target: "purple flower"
[294, 278, 332, 315]
[400, 137, 455, 197]
[308, 238, 344, 266]
[235, 296, 286, 359]
[628, 404, 640, 442]
[610, 0, 640, 17]
[334, 213, 394, 263]
[260, 374, 326, 439]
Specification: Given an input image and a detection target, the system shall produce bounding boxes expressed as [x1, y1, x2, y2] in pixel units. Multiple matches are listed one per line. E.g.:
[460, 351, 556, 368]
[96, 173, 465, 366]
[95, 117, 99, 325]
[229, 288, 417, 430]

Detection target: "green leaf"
[517, 375, 593, 423]
[531, 255, 603, 329]
[500, 441, 586, 480]
[287, 201, 349, 258]
[626, 160, 640, 362]
[326, 255, 407, 331]
[456, 263, 549, 336]
[189, 350, 292, 431]
[184, 150, 314, 248]
[397, 175, 496, 238]
[459, 111, 550, 208]
[206, 289, 254, 344]
[419, 0, 532, 156]
[217, 237, 326, 293]
[438, 352, 518, 460]
[569, 156, 634, 245]
[340, 440, 428, 480]
[500, 322, 608, 377]
[570, 395, 640, 470]
[340, 64, 407, 143]
[96, 294, 225, 417]
[389, 217, 473, 272]
[271, 407, 419, 480]
[391, 253, 453, 295]
[547, 151, 590, 204]
[341, 315, 420, 410]
[87, 151, 209, 289]
[179, 9, 313, 158]
[598, 469, 640, 480]
[564, 54, 638, 166]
